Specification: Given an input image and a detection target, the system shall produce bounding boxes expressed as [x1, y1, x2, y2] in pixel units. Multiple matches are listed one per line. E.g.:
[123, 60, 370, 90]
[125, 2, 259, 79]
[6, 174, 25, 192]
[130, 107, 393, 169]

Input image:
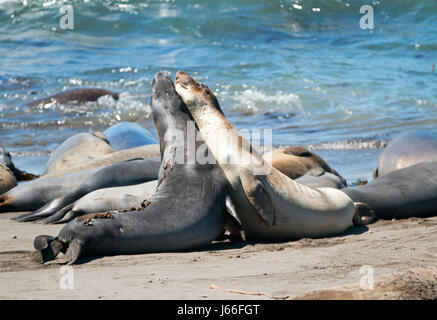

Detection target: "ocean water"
[1, 0, 436, 183]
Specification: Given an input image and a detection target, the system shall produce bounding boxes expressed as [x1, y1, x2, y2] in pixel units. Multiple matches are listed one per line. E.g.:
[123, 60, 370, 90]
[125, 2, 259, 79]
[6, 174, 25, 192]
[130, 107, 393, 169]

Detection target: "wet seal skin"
[175, 71, 359, 242]
[33, 72, 229, 264]
[25, 88, 119, 107]
[103, 122, 158, 151]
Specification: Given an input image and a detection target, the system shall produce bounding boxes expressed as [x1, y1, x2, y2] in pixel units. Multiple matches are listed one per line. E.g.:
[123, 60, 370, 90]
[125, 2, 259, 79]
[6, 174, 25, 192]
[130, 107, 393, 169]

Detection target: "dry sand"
[1, 211, 437, 300]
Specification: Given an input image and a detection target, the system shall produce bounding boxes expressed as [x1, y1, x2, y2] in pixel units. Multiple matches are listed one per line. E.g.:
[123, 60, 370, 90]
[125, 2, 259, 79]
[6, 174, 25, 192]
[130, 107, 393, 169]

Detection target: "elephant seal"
[0, 167, 102, 213]
[1, 147, 38, 194]
[374, 130, 437, 178]
[42, 144, 161, 178]
[25, 88, 118, 107]
[175, 71, 356, 241]
[295, 168, 345, 189]
[264, 147, 346, 185]
[50, 180, 159, 224]
[0, 164, 16, 195]
[342, 161, 437, 220]
[15, 157, 160, 223]
[103, 122, 158, 151]
[44, 132, 114, 175]
[33, 72, 229, 264]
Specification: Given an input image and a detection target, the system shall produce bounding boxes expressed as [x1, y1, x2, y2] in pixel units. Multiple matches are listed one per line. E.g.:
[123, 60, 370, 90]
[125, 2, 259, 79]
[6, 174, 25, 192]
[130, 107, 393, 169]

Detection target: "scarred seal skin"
[342, 161, 437, 220]
[33, 72, 228, 264]
[374, 130, 437, 178]
[175, 71, 355, 241]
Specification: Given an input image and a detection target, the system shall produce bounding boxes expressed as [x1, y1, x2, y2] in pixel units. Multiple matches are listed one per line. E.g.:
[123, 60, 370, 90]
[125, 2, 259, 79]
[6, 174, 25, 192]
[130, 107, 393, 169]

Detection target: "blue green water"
[1, 0, 436, 182]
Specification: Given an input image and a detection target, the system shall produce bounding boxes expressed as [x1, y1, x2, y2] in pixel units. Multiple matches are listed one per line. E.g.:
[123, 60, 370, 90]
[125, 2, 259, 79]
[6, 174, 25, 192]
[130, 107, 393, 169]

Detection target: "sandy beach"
[1, 210, 436, 300]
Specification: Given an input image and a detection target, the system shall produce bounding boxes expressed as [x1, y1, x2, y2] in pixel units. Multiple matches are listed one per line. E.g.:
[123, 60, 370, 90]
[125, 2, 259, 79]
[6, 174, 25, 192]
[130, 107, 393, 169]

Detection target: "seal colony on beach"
[0, 71, 435, 265]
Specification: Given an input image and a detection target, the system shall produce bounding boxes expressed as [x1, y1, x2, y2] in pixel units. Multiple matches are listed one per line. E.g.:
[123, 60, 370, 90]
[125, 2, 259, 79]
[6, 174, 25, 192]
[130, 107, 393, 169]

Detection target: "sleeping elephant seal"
[0, 166, 102, 213]
[342, 161, 437, 220]
[103, 122, 158, 151]
[0, 164, 16, 195]
[15, 157, 160, 223]
[295, 168, 346, 189]
[49, 180, 159, 224]
[1, 147, 37, 194]
[25, 88, 118, 107]
[42, 144, 161, 178]
[33, 72, 229, 264]
[44, 132, 114, 175]
[374, 130, 437, 178]
[264, 147, 346, 185]
[175, 71, 356, 241]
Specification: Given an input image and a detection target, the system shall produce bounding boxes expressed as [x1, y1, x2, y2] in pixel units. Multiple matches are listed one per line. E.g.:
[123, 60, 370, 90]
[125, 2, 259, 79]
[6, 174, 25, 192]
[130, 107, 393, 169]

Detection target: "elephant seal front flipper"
[239, 170, 276, 226]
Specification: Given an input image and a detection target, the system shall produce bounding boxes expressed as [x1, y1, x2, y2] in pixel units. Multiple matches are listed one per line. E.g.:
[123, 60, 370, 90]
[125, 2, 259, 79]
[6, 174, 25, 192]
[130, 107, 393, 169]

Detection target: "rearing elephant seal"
[33, 72, 229, 264]
[175, 71, 356, 241]
[374, 130, 437, 178]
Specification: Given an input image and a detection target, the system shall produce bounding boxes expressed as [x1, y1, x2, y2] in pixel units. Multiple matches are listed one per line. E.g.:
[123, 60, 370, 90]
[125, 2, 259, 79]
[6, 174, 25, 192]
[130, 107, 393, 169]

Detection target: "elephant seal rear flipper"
[33, 72, 229, 264]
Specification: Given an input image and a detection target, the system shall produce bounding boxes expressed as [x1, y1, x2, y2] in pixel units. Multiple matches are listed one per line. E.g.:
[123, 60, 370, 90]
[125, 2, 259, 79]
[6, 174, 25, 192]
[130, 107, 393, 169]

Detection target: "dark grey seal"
[343, 161, 437, 220]
[25, 88, 118, 107]
[33, 72, 229, 264]
[15, 157, 160, 223]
